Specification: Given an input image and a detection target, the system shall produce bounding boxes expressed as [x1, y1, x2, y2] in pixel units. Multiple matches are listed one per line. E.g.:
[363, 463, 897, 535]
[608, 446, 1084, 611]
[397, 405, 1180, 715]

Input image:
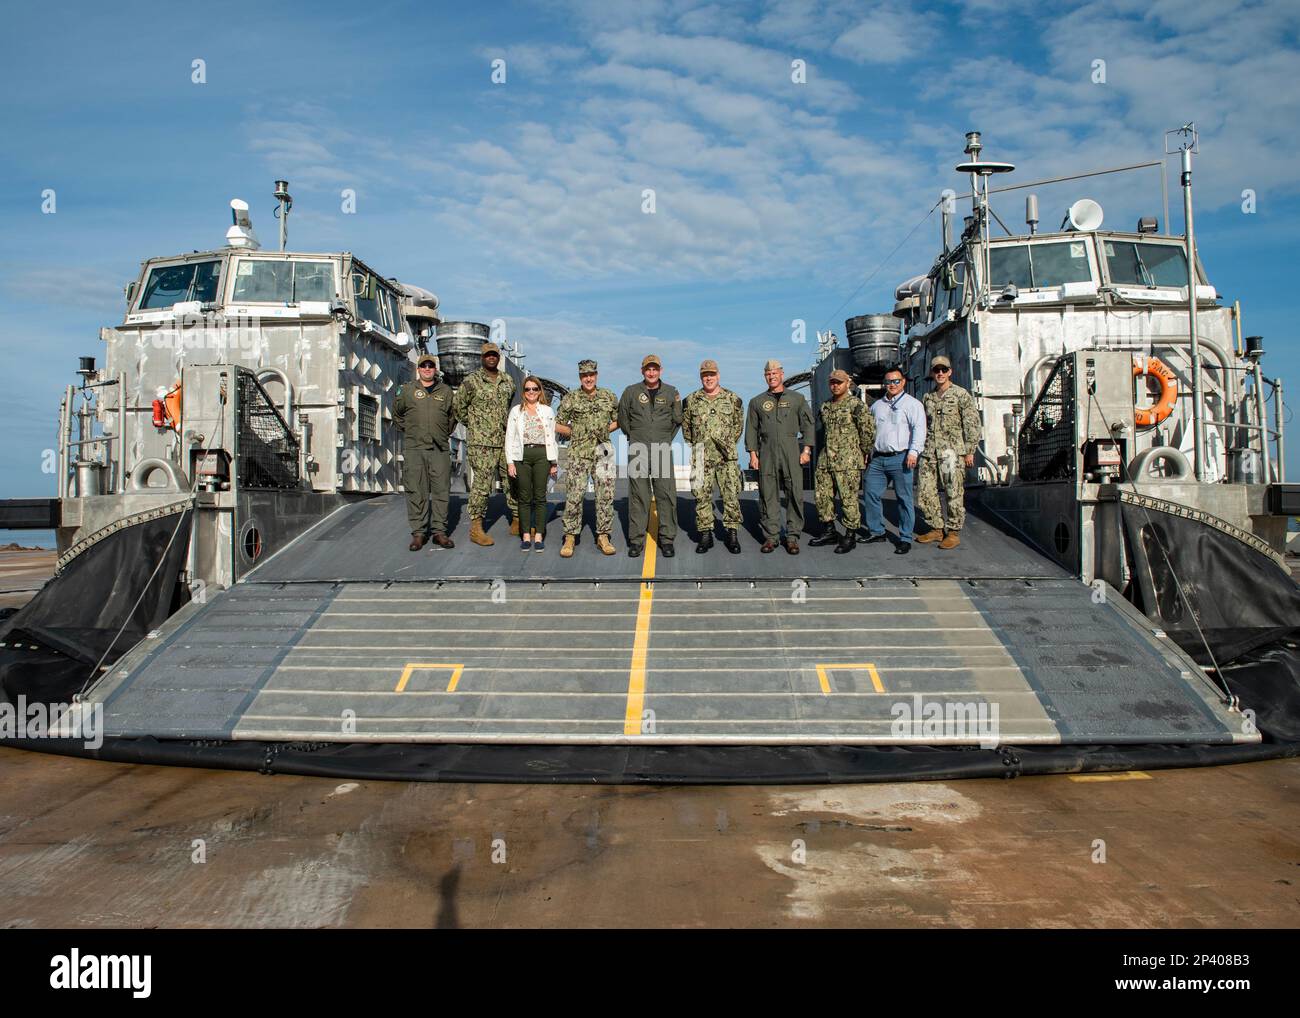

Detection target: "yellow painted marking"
[395, 663, 464, 693]
[815, 663, 885, 695]
[1067, 771, 1152, 783]
[623, 500, 659, 735]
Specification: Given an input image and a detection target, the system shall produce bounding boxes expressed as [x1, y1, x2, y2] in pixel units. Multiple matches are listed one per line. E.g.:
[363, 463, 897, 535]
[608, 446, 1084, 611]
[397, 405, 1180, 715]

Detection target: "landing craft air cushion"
[1, 134, 1297, 782]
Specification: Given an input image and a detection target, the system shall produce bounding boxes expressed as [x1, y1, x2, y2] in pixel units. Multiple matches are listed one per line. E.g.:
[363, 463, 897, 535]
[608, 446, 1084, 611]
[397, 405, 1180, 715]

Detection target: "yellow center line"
[623, 502, 658, 735]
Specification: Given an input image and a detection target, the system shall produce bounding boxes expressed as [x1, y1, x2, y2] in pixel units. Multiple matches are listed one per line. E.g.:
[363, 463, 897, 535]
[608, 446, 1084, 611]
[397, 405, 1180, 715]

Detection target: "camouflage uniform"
[814, 396, 875, 531]
[556, 386, 618, 537]
[917, 382, 982, 532]
[682, 387, 745, 534]
[453, 367, 517, 521]
[394, 377, 457, 535]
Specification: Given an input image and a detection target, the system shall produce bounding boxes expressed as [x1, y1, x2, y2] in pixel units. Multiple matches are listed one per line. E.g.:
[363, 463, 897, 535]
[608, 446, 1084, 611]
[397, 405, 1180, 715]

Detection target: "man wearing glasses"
[916, 356, 982, 549]
[862, 366, 926, 555]
[394, 354, 457, 551]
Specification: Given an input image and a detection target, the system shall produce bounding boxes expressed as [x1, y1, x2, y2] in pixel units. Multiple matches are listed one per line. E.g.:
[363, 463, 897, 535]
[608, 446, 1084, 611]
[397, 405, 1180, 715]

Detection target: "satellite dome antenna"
[225, 199, 260, 250]
[954, 131, 1015, 307]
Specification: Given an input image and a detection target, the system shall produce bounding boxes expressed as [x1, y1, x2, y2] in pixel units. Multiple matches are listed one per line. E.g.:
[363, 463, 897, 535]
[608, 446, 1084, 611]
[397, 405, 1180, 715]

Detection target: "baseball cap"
[641, 354, 661, 369]
[699, 359, 719, 374]
[829, 369, 851, 383]
[931, 355, 952, 370]
[481, 342, 501, 356]
[764, 359, 783, 372]
[417, 354, 437, 367]
[578, 359, 598, 374]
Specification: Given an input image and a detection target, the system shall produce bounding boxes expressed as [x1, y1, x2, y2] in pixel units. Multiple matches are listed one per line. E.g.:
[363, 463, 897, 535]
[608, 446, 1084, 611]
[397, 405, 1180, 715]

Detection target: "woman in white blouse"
[505, 376, 558, 551]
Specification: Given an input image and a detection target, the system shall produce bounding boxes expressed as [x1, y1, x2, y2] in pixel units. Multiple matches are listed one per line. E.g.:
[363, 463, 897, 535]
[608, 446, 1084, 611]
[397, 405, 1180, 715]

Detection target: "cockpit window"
[988, 241, 1093, 290]
[138, 260, 220, 309]
[1103, 242, 1188, 288]
[231, 259, 336, 303]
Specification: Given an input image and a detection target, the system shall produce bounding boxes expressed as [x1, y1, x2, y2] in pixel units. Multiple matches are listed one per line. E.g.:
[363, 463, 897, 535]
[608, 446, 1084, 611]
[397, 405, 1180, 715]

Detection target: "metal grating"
[235, 369, 300, 489]
[1018, 356, 1076, 483]
[357, 394, 379, 441]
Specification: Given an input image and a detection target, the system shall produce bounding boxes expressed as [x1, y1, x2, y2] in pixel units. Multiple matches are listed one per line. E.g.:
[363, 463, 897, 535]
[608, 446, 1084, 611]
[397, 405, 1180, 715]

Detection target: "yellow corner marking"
[396, 663, 465, 693]
[815, 663, 884, 695]
[1067, 771, 1152, 783]
[623, 499, 659, 735]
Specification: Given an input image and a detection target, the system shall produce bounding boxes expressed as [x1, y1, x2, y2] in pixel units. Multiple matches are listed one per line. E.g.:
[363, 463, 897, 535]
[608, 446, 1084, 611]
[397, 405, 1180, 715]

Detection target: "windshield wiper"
[1132, 246, 1155, 287]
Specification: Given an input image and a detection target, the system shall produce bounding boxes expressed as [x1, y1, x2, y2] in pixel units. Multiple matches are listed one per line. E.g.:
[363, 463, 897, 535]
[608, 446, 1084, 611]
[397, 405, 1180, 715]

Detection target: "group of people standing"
[393, 342, 981, 557]
[809, 359, 981, 556]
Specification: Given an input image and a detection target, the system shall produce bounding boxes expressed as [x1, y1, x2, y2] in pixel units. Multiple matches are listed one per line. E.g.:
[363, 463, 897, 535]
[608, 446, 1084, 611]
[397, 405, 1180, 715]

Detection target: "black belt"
[524, 443, 547, 448]
[877, 449, 907, 456]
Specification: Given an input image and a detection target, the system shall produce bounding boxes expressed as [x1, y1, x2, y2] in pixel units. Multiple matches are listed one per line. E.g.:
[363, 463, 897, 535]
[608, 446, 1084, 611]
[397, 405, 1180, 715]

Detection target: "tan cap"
[481, 341, 501, 356]
[829, 369, 851, 383]
[641, 354, 661, 369]
[699, 359, 719, 375]
[931, 355, 952, 370]
[417, 354, 437, 367]
[764, 359, 783, 372]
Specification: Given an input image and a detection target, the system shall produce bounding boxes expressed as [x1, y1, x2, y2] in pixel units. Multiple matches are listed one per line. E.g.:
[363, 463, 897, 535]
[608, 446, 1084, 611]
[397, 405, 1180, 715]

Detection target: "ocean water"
[0, 530, 56, 549]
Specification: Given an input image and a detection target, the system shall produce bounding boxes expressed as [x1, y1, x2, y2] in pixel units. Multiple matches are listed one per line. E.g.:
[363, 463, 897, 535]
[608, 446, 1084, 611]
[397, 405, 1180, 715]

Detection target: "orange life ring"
[1133, 357, 1177, 428]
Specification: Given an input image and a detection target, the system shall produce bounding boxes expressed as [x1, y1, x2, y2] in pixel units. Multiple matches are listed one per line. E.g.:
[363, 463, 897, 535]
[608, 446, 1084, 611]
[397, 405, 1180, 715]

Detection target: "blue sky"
[2, 0, 1298, 525]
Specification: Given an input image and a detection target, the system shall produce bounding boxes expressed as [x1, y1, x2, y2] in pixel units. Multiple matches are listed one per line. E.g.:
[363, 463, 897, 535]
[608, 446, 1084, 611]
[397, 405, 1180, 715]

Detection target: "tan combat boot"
[939, 531, 961, 549]
[916, 529, 944, 543]
[509, 517, 520, 537]
[596, 534, 616, 556]
[560, 535, 576, 558]
[470, 518, 494, 547]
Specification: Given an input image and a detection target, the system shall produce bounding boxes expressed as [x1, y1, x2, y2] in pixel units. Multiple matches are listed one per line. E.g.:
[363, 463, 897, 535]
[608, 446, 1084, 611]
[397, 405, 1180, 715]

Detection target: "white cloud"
[831, 3, 938, 64]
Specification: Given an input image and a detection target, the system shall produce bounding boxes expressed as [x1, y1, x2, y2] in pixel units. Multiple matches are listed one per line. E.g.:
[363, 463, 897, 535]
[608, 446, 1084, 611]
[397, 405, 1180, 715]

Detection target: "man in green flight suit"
[393, 353, 457, 551]
[745, 359, 814, 554]
[681, 359, 744, 554]
[617, 354, 682, 558]
[453, 341, 517, 547]
[809, 368, 875, 554]
[555, 359, 619, 558]
[916, 355, 983, 550]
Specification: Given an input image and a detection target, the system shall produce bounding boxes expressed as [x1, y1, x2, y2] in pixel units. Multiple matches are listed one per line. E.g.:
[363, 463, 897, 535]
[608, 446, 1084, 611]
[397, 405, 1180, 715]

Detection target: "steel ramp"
[87, 571, 1251, 747]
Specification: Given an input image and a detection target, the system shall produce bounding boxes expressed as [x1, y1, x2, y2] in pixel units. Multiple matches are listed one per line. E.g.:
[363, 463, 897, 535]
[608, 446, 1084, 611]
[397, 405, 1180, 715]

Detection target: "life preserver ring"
[1133, 357, 1178, 428]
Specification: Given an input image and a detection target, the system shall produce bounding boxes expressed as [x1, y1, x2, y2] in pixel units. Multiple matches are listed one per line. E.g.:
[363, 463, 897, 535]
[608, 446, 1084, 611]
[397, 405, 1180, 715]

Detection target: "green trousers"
[627, 441, 678, 545]
[404, 446, 451, 534]
[514, 445, 551, 535]
[467, 444, 518, 521]
[758, 443, 805, 540]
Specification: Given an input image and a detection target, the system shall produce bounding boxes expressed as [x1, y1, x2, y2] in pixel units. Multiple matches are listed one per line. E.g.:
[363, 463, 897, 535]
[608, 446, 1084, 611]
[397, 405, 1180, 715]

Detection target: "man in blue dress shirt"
[862, 365, 926, 555]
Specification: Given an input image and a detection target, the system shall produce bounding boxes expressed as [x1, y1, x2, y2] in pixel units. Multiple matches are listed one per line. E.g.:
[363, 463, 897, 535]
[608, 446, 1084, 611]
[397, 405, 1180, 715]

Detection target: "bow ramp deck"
[86, 493, 1251, 747]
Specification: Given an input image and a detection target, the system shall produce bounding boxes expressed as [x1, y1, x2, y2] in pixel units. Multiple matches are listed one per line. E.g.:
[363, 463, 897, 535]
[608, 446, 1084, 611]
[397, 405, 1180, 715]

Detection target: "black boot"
[809, 523, 841, 547]
[723, 529, 741, 554]
[695, 530, 714, 554]
[834, 531, 856, 554]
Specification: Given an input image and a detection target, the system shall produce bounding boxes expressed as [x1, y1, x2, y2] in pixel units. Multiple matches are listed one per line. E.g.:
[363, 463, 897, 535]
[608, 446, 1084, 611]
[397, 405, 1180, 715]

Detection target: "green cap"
[578, 359, 598, 374]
